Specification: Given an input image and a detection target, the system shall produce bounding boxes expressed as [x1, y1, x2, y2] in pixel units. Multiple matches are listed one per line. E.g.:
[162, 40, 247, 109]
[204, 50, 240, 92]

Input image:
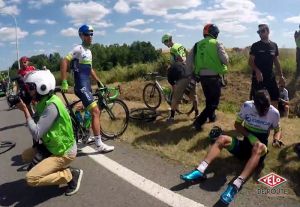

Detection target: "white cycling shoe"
[95, 137, 114, 152]
[96, 143, 115, 152]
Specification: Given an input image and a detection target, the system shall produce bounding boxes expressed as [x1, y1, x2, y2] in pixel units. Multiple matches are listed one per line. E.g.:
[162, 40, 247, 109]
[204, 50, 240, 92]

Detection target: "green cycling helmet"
[161, 34, 172, 43]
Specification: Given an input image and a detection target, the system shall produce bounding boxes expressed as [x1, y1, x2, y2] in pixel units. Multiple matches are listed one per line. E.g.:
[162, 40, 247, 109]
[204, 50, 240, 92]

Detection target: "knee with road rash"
[252, 142, 267, 156]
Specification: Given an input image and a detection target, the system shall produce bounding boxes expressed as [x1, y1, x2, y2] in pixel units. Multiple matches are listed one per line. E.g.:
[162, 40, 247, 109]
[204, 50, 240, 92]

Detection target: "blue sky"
[0, 0, 300, 70]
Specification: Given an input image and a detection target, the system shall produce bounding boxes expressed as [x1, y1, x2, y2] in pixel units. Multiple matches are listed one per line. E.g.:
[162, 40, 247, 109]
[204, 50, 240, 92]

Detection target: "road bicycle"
[55, 83, 129, 143]
[142, 72, 194, 114]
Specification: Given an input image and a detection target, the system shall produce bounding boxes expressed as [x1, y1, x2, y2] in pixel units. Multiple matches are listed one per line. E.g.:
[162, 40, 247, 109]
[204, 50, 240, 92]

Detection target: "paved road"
[0, 97, 299, 207]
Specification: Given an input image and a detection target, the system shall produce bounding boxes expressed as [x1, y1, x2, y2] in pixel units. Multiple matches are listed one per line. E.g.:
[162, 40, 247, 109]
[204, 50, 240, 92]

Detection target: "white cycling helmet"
[24, 70, 56, 95]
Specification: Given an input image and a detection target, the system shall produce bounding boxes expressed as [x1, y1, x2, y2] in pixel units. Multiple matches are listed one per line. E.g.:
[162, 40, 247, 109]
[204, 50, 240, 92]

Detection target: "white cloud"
[116, 27, 153, 33]
[0, 0, 4, 8]
[0, 5, 20, 15]
[176, 23, 202, 30]
[135, 0, 201, 16]
[32, 29, 46, 36]
[283, 31, 294, 38]
[165, 0, 273, 34]
[28, 19, 39, 24]
[114, 0, 130, 14]
[93, 21, 113, 28]
[63, 1, 110, 26]
[60, 27, 77, 36]
[126, 19, 150, 27]
[7, 0, 21, 4]
[28, 0, 55, 9]
[45, 19, 56, 24]
[95, 30, 106, 36]
[218, 21, 247, 33]
[34, 41, 45, 45]
[284, 15, 300, 23]
[27, 19, 56, 24]
[0, 27, 28, 41]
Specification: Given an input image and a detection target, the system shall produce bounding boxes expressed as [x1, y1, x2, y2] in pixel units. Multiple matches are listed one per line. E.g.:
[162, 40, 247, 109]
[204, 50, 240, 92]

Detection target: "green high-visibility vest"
[35, 95, 75, 156]
[194, 37, 227, 75]
[170, 43, 186, 63]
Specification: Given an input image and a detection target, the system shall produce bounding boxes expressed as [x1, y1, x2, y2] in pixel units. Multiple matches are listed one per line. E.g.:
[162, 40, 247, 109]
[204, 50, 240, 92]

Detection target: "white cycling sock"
[95, 135, 103, 146]
[233, 176, 244, 189]
[197, 161, 208, 173]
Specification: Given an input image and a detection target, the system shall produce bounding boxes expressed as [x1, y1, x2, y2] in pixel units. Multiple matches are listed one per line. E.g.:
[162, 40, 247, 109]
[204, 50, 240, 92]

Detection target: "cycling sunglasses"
[83, 33, 93, 37]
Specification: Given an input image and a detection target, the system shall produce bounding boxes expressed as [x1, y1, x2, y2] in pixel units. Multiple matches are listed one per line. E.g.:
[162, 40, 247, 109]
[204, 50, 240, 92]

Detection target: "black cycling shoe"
[65, 167, 83, 196]
[193, 120, 203, 131]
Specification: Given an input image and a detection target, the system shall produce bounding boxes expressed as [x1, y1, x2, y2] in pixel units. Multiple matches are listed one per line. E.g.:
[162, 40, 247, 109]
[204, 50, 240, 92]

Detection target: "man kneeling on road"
[16, 70, 83, 196]
[180, 90, 283, 204]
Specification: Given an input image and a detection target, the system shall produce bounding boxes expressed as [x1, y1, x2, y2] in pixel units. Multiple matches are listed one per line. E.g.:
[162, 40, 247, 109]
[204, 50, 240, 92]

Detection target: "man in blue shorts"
[60, 25, 114, 152]
[180, 90, 283, 204]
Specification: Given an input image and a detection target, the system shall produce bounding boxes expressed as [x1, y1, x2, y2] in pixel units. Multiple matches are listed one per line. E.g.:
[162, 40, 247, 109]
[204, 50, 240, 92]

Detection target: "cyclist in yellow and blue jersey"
[60, 24, 114, 152]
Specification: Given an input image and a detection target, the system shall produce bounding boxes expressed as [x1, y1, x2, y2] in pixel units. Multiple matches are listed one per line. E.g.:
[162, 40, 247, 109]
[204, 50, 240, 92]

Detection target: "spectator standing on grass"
[295, 24, 300, 76]
[190, 24, 229, 131]
[161, 34, 199, 123]
[249, 24, 286, 107]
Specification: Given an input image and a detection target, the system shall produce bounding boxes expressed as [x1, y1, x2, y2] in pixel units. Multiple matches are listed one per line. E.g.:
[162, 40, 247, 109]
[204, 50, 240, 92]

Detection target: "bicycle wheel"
[100, 99, 129, 139]
[143, 83, 162, 110]
[176, 95, 194, 114]
[0, 141, 16, 154]
[129, 108, 158, 122]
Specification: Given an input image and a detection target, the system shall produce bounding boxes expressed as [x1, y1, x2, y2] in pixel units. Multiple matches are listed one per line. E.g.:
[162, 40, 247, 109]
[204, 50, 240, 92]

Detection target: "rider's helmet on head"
[203, 24, 219, 39]
[78, 25, 93, 38]
[254, 90, 271, 117]
[24, 70, 56, 100]
[161, 34, 172, 46]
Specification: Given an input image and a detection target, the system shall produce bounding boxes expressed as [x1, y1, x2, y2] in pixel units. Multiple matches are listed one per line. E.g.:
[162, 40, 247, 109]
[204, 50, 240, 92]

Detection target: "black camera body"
[7, 94, 21, 107]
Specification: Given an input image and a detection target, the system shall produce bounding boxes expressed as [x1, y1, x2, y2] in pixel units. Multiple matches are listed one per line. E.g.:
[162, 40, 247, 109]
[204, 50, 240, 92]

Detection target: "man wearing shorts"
[60, 25, 114, 152]
[180, 90, 282, 204]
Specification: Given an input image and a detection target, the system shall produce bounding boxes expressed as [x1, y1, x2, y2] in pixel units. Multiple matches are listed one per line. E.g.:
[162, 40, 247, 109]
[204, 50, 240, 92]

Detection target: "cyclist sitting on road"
[180, 90, 282, 205]
[162, 34, 199, 123]
[60, 24, 114, 152]
[16, 70, 83, 196]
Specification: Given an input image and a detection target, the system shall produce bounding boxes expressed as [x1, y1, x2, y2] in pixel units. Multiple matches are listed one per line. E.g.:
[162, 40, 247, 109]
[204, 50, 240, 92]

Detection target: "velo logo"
[258, 172, 287, 188]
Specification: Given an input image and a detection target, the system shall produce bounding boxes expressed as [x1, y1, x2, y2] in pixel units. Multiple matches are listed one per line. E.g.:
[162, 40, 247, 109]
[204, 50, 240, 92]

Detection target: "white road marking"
[81, 146, 206, 207]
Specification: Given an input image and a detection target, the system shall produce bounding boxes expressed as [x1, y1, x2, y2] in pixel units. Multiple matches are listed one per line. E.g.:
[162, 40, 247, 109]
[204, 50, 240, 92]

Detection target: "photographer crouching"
[15, 70, 83, 196]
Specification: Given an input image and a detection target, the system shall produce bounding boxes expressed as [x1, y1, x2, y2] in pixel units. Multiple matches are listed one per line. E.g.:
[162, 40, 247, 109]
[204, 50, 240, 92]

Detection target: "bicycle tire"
[129, 108, 158, 122]
[176, 96, 194, 114]
[143, 83, 162, 110]
[0, 141, 16, 154]
[100, 99, 129, 139]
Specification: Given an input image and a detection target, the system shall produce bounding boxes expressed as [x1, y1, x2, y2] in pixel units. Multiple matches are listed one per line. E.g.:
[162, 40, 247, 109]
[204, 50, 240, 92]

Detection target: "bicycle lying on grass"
[55, 83, 129, 143]
[143, 72, 194, 114]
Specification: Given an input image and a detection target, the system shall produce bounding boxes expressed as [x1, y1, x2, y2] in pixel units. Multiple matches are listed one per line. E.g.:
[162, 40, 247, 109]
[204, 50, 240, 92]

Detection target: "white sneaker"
[96, 143, 115, 153]
[86, 136, 95, 144]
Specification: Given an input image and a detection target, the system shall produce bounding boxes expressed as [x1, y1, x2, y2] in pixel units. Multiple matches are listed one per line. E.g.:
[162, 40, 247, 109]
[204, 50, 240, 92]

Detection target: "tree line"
[8, 41, 161, 75]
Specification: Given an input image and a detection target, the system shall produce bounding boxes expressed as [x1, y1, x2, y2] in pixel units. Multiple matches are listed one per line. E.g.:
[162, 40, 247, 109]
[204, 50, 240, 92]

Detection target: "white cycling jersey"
[236, 100, 280, 134]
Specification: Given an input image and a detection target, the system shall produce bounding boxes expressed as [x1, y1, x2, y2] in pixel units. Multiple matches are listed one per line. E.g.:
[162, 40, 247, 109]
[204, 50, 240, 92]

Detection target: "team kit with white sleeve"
[228, 100, 280, 160]
[65, 44, 97, 109]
